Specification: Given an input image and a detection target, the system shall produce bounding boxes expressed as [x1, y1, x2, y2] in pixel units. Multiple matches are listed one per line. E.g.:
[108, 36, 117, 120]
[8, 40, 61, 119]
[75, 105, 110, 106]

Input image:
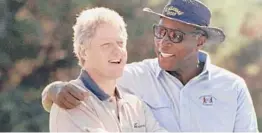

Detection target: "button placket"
[179, 82, 195, 131]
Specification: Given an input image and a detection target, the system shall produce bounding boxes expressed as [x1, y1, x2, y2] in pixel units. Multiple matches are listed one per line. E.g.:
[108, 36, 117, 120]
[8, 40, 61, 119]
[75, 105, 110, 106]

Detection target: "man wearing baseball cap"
[41, 0, 258, 132]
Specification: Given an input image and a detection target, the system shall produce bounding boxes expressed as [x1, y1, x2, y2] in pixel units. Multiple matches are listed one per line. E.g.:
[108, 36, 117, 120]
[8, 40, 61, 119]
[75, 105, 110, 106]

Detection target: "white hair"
[72, 7, 128, 66]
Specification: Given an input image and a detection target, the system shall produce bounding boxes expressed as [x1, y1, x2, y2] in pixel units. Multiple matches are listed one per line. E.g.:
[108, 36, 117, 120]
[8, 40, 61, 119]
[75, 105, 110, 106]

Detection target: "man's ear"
[196, 35, 206, 49]
[79, 45, 88, 59]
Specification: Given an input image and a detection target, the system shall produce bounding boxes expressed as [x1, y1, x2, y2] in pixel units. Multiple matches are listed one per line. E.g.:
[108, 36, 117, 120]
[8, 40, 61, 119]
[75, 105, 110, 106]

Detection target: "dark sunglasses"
[153, 24, 205, 43]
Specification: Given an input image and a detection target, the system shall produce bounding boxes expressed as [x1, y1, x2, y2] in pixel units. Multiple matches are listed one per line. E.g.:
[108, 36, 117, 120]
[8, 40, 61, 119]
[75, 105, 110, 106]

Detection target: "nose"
[158, 34, 171, 47]
[112, 43, 124, 57]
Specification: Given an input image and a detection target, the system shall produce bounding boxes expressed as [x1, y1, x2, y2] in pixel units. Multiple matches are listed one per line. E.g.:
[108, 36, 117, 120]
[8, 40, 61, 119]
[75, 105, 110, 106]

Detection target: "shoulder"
[208, 64, 248, 96]
[124, 58, 159, 75]
[49, 102, 95, 132]
[120, 91, 145, 110]
[69, 79, 89, 92]
[116, 58, 159, 95]
[209, 64, 245, 84]
[122, 91, 143, 103]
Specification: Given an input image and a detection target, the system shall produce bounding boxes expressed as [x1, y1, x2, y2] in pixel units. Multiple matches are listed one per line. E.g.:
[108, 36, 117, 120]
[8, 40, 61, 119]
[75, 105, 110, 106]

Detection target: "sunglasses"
[153, 24, 205, 43]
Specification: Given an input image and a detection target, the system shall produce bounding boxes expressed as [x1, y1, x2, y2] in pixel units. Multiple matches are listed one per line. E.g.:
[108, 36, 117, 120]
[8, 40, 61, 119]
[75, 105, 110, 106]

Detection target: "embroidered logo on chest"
[133, 122, 145, 128]
[199, 95, 216, 106]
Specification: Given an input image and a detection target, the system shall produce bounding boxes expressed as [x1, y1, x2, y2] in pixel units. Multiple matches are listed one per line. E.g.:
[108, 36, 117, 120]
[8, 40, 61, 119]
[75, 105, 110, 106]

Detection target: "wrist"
[42, 81, 67, 112]
[49, 81, 67, 101]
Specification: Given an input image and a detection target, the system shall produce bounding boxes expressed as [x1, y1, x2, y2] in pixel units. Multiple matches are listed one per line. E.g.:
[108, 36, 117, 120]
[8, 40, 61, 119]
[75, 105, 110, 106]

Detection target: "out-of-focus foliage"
[0, 0, 261, 131]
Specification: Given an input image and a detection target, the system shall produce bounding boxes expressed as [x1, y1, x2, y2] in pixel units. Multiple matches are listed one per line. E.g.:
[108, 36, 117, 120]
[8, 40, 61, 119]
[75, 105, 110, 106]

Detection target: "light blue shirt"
[116, 51, 258, 132]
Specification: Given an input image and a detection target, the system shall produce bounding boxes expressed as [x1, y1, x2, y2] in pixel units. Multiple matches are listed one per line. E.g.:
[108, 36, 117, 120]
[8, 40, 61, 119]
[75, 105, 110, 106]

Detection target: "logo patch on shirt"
[134, 122, 145, 128]
[199, 95, 216, 106]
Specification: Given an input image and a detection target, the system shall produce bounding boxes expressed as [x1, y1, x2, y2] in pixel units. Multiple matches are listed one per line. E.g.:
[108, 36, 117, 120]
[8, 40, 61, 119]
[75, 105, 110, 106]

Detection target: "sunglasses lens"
[153, 25, 166, 39]
[153, 25, 185, 43]
[169, 30, 184, 43]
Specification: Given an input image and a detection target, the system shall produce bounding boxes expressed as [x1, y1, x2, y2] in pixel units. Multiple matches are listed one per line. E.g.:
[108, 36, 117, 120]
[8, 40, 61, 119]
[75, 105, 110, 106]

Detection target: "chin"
[159, 65, 174, 71]
[158, 60, 177, 71]
[107, 71, 123, 79]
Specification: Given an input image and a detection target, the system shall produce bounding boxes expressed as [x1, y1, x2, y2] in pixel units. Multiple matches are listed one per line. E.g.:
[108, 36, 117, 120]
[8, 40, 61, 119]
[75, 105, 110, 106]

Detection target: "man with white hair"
[48, 7, 166, 132]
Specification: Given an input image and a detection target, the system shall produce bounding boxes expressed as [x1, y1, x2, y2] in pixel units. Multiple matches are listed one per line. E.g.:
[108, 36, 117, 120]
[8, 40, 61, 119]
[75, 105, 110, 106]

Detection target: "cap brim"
[143, 7, 225, 44]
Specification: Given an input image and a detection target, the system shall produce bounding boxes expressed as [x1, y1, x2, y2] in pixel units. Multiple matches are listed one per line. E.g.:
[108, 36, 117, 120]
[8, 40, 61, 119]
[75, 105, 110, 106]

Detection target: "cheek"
[174, 46, 188, 59]
[120, 47, 127, 56]
[154, 39, 161, 52]
[95, 56, 109, 70]
[154, 38, 160, 46]
[184, 37, 198, 49]
[88, 51, 107, 65]
[122, 51, 128, 63]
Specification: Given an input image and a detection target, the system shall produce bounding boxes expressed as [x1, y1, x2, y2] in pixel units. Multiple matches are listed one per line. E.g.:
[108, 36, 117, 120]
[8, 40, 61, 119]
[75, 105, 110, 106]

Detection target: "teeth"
[109, 59, 121, 63]
[160, 52, 174, 57]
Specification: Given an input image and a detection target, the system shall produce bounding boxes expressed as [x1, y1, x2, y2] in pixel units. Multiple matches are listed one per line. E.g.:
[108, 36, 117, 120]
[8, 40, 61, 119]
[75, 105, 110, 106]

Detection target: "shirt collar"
[198, 51, 211, 79]
[156, 50, 211, 79]
[78, 69, 122, 101]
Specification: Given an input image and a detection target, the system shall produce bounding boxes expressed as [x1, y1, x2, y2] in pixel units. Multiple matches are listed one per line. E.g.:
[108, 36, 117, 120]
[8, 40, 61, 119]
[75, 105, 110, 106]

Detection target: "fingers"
[63, 96, 77, 109]
[64, 91, 81, 107]
[54, 82, 90, 109]
[66, 84, 85, 101]
[60, 99, 74, 109]
[56, 92, 78, 109]
[82, 91, 89, 98]
[56, 89, 80, 109]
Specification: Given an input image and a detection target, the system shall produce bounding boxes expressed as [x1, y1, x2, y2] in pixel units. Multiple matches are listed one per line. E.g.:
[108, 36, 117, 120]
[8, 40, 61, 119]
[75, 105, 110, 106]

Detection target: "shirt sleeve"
[49, 101, 108, 132]
[233, 79, 258, 132]
[41, 81, 66, 112]
[141, 101, 167, 132]
[117, 60, 156, 97]
[117, 63, 141, 95]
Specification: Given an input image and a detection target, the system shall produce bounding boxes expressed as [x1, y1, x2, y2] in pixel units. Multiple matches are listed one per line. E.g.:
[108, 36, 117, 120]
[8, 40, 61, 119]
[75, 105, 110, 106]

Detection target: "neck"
[83, 68, 116, 96]
[168, 59, 203, 85]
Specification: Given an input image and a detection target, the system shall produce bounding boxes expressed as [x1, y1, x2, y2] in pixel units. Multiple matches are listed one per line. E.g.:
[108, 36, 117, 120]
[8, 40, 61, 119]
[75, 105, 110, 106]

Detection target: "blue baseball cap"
[143, 0, 225, 44]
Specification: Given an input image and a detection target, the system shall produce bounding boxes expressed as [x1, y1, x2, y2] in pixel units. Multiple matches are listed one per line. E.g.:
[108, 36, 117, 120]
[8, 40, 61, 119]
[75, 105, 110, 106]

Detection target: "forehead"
[158, 17, 195, 31]
[93, 23, 125, 43]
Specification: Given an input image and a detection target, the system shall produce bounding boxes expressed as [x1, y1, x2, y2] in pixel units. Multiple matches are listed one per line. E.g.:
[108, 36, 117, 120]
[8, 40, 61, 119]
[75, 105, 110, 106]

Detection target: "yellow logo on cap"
[164, 6, 184, 16]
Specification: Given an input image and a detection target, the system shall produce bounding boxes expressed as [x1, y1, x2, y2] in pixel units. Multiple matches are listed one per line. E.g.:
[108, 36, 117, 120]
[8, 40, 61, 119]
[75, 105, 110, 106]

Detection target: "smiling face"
[81, 23, 127, 80]
[154, 17, 205, 71]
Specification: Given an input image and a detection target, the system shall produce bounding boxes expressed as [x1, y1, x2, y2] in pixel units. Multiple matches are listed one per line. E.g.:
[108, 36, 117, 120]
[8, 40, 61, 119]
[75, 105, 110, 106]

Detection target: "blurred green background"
[0, 0, 262, 131]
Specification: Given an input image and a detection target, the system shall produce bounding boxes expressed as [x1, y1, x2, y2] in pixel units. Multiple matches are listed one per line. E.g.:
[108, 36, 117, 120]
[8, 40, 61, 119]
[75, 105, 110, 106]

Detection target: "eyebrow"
[99, 40, 123, 45]
[99, 42, 112, 46]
